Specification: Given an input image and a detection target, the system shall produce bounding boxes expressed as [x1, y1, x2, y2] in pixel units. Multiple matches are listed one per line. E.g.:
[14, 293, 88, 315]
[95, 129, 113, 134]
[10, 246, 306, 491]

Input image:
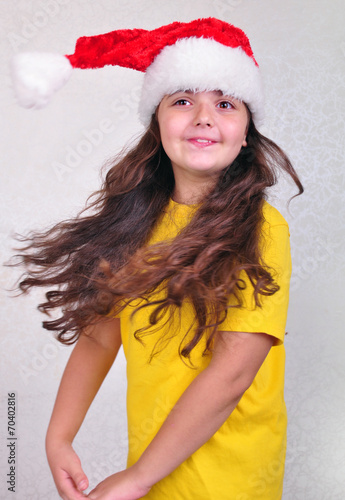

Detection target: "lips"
[187, 137, 219, 147]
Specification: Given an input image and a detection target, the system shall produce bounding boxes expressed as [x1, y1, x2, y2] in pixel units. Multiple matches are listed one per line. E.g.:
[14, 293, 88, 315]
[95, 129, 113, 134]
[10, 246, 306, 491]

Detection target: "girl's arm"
[45, 317, 121, 500]
[88, 329, 274, 499]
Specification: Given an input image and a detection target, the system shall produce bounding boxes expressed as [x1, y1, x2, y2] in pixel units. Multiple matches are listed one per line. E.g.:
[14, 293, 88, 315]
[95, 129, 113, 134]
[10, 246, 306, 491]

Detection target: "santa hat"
[11, 17, 264, 125]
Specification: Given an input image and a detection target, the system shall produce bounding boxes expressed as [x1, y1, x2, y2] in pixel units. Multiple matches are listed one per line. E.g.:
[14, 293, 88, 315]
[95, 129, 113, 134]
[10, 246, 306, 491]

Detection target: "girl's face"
[157, 90, 249, 186]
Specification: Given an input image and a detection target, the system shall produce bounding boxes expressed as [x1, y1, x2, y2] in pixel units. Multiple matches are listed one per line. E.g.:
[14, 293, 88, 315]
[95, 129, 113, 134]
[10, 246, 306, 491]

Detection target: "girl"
[13, 18, 303, 500]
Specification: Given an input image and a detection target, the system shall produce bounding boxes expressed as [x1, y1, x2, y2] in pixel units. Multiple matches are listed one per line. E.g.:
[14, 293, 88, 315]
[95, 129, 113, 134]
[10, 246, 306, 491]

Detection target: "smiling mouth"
[188, 138, 218, 146]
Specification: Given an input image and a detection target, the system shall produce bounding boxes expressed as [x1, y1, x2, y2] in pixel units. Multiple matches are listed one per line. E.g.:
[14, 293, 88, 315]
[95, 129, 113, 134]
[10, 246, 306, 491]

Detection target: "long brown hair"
[14, 111, 303, 359]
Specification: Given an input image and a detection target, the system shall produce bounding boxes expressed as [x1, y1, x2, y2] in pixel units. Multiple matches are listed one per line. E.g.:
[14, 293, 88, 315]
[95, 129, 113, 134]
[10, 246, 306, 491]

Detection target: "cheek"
[160, 128, 172, 156]
[160, 121, 181, 154]
[224, 122, 247, 146]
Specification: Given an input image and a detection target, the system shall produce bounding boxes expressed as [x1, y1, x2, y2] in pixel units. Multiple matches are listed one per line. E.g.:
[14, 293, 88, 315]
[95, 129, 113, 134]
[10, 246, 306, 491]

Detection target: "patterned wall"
[0, 1, 344, 498]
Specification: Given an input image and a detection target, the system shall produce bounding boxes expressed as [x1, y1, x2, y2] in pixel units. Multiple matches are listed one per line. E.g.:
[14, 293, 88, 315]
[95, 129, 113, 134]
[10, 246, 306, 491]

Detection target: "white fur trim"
[10, 53, 73, 109]
[139, 37, 264, 126]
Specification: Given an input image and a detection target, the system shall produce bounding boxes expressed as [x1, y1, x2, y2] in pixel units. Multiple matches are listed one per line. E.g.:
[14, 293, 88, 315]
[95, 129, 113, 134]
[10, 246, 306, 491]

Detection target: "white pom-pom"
[10, 52, 73, 109]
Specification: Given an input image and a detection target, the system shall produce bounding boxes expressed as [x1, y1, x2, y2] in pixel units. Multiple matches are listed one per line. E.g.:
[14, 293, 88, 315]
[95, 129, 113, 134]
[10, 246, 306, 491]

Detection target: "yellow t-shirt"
[120, 199, 291, 499]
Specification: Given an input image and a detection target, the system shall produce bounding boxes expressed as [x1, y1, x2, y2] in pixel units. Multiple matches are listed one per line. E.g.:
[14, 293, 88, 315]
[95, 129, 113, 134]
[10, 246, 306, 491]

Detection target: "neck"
[172, 172, 217, 205]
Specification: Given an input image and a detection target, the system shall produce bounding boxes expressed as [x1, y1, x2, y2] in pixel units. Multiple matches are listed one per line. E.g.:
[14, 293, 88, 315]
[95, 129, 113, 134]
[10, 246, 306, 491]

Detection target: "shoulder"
[260, 202, 291, 267]
[261, 200, 289, 229]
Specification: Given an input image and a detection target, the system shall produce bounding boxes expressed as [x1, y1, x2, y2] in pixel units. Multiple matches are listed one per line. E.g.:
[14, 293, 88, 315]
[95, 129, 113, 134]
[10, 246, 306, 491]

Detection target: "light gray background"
[1, 1, 344, 498]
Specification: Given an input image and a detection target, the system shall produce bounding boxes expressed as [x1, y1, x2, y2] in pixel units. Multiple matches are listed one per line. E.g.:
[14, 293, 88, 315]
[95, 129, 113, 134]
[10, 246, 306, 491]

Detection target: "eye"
[173, 99, 191, 106]
[217, 100, 234, 109]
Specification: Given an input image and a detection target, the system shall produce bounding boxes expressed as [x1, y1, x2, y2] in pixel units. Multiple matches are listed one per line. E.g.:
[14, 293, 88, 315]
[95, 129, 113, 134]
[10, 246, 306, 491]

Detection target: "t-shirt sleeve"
[218, 213, 292, 345]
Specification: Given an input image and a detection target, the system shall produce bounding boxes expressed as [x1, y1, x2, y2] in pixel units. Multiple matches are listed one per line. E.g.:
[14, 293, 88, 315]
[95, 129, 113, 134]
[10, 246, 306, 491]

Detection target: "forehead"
[169, 89, 227, 98]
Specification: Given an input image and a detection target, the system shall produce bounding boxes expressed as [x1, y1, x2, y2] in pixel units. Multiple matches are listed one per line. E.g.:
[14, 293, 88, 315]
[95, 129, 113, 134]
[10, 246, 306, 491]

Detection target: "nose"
[193, 102, 214, 127]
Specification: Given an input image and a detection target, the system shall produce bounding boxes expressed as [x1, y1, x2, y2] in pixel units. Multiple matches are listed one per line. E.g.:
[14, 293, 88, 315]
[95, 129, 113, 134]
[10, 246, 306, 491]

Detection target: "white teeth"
[196, 139, 211, 143]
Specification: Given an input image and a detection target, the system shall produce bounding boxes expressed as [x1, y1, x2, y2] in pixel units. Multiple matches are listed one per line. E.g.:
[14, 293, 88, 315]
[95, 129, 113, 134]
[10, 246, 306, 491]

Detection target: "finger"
[59, 477, 88, 500]
[66, 459, 89, 492]
[57, 468, 89, 500]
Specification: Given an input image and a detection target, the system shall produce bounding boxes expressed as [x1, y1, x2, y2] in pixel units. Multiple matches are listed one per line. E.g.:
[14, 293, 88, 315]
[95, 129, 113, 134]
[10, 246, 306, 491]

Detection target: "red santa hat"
[11, 17, 264, 125]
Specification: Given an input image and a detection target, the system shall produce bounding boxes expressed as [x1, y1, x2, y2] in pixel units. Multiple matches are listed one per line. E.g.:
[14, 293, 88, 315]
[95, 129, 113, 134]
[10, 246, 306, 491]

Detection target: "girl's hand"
[88, 467, 151, 500]
[46, 440, 89, 500]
